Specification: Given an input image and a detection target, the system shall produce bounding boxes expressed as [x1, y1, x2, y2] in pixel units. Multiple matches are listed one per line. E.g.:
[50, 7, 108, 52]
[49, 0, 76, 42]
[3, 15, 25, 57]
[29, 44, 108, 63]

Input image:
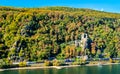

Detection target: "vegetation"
[0, 6, 120, 63]
[72, 58, 86, 65]
[44, 60, 52, 66]
[19, 61, 27, 67]
[52, 60, 63, 66]
[0, 59, 18, 68]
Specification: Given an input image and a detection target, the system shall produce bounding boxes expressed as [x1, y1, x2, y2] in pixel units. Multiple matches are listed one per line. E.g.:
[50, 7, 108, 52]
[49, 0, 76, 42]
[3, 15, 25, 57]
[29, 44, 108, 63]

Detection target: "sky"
[0, 0, 119, 13]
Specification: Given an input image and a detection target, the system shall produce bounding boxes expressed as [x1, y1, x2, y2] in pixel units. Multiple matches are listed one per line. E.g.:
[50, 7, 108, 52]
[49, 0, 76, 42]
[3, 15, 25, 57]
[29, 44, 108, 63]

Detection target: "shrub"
[114, 60, 120, 63]
[72, 62, 81, 65]
[44, 60, 52, 66]
[19, 61, 27, 67]
[75, 58, 86, 65]
[36, 60, 44, 63]
[109, 58, 115, 63]
[52, 60, 62, 66]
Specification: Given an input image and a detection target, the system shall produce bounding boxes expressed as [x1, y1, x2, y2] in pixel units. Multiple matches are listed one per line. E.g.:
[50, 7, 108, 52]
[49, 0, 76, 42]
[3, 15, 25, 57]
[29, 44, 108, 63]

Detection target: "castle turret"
[80, 33, 88, 51]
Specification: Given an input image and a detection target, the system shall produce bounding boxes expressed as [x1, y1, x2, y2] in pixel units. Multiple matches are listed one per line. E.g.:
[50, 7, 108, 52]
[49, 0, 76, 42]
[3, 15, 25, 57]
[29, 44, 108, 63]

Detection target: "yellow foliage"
[19, 61, 27, 67]
[44, 60, 52, 66]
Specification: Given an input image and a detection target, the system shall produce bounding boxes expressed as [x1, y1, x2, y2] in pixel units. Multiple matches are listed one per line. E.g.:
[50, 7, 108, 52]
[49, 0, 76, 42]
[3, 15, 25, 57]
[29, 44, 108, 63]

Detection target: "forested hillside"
[0, 6, 120, 61]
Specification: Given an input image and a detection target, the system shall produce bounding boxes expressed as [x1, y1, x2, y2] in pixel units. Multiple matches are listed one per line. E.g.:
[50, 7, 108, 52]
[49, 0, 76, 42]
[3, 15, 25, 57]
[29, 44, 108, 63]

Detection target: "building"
[80, 33, 88, 51]
[75, 33, 88, 54]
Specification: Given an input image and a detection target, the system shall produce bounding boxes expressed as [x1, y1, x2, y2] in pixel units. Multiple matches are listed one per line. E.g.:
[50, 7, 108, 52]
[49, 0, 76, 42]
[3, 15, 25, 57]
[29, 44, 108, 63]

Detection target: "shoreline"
[85, 62, 120, 66]
[0, 63, 120, 71]
[0, 65, 80, 71]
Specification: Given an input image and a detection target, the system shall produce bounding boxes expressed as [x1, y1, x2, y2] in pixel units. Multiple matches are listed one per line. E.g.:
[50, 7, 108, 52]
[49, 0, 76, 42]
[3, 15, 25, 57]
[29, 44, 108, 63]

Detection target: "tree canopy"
[0, 6, 120, 61]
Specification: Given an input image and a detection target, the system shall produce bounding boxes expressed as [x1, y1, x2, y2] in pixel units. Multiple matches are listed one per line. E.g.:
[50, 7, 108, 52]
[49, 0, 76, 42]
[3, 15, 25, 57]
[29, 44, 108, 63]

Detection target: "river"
[0, 64, 120, 74]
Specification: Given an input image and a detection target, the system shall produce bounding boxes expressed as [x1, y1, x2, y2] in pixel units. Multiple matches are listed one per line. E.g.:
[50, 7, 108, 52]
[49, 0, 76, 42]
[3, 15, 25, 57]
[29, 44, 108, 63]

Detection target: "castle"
[75, 33, 88, 52]
[75, 33, 88, 60]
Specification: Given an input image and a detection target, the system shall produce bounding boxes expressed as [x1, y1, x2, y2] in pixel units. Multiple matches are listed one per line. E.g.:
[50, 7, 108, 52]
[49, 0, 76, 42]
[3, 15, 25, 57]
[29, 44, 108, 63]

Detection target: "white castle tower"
[80, 33, 88, 52]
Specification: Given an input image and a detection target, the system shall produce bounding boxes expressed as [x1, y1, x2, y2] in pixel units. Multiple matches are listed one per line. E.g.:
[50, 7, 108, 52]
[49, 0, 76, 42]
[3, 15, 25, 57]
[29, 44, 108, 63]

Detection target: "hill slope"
[0, 6, 120, 61]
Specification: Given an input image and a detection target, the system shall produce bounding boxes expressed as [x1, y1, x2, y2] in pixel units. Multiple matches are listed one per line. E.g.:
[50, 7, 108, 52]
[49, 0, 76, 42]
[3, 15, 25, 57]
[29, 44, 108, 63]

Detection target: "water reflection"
[18, 69, 27, 74]
[0, 64, 120, 74]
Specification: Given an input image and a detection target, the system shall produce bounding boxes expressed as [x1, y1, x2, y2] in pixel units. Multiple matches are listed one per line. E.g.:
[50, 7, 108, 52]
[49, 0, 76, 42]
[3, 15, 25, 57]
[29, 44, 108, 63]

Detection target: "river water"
[0, 64, 120, 74]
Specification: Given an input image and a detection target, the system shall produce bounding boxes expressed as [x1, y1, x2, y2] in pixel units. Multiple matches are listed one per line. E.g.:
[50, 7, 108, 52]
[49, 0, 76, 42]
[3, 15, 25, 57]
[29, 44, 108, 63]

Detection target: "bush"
[52, 60, 63, 66]
[109, 58, 115, 63]
[72, 62, 81, 65]
[0, 64, 3, 68]
[36, 60, 44, 63]
[19, 61, 27, 67]
[114, 60, 119, 63]
[44, 60, 52, 66]
[89, 61, 98, 64]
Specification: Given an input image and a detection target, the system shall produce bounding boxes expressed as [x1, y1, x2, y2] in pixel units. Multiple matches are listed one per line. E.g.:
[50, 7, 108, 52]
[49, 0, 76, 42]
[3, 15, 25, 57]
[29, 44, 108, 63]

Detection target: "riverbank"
[0, 65, 81, 71]
[0, 62, 120, 71]
[86, 62, 120, 66]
